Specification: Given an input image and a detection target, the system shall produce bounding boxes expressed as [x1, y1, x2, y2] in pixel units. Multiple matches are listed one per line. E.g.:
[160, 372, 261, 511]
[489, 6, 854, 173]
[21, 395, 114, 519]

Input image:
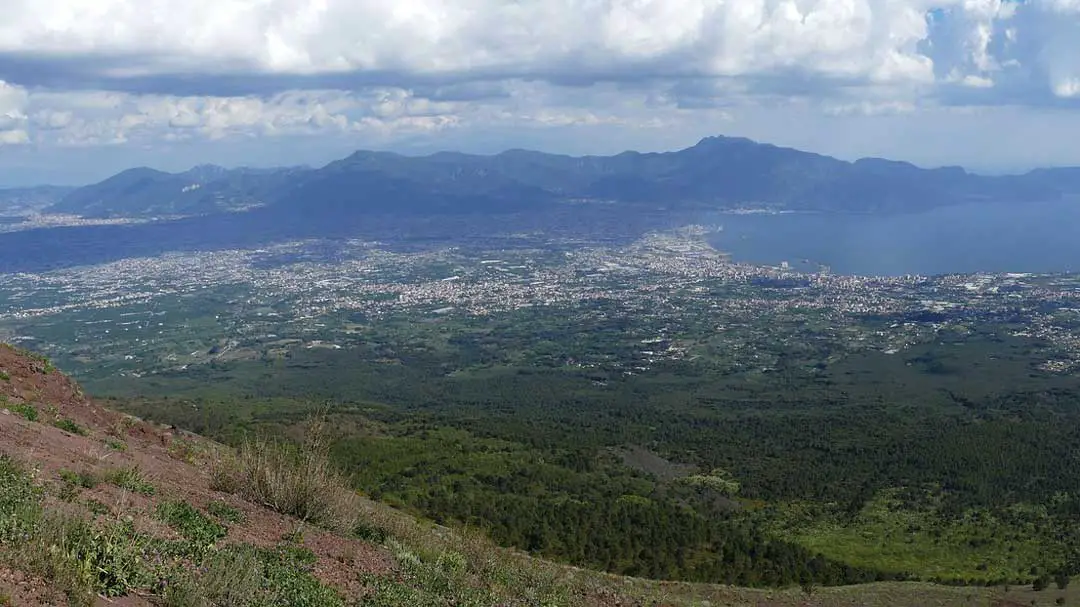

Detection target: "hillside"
[0, 344, 1057, 606]
[45, 166, 308, 218]
[45, 136, 1079, 220]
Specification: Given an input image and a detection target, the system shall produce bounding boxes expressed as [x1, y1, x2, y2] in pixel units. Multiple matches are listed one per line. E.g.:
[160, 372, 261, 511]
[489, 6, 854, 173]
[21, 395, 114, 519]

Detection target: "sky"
[1, 0, 1080, 186]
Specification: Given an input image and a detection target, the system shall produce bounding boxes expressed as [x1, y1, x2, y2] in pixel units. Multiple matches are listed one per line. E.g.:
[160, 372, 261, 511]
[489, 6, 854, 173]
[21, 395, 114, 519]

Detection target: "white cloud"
[0, 0, 1028, 86]
[0, 80, 29, 145]
[0, 0, 1079, 175]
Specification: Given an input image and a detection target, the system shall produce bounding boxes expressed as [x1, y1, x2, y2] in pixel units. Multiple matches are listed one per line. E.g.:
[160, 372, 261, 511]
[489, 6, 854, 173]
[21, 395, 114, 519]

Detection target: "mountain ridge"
[47, 135, 1080, 219]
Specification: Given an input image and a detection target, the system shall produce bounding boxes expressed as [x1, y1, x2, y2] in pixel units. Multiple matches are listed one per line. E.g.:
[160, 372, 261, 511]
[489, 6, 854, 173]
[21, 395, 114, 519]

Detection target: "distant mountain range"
[42, 136, 1080, 219]
[45, 165, 309, 217]
[2, 135, 1080, 274]
[0, 185, 76, 215]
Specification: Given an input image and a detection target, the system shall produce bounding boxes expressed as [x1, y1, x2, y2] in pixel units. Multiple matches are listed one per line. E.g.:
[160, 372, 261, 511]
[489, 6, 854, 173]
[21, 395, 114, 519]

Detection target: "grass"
[5, 402, 37, 422]
[167, 436, 201, 463]
[105, 466, 155, 496]
[1, 453, 348, 607]
[210, 416, 355, 531]
[162, 544, 344, 607]
[85, 498, 111, 516]
[0, 369, 9, 382]
[206, 500, 244, 524]
[59, 469, 99, 489]
[0, 455, 148, 604]
[52, 417, 88, 436]
[773, 488, 1063, 584]
[156, 501, 228, 554]
[105, 438, 127, 451]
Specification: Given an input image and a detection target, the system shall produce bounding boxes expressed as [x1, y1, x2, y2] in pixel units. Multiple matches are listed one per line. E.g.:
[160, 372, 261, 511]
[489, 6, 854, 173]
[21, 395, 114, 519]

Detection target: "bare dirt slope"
[0, 344, 391, 605]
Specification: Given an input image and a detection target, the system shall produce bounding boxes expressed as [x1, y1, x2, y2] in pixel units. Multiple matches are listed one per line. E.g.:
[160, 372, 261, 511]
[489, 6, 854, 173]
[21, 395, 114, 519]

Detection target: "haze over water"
[708, 199, 1080, 277]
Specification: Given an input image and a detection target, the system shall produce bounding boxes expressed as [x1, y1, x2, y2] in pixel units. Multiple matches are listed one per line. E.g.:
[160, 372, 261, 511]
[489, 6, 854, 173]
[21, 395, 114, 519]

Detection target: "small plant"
[166, 437, 200, 463]
[282, 525, 305, 545]
[106, 467, 155, 496]
[53, 417, 88, 436]
[210, 416, 355, 531]
[352, 519, 388, 543]
[84, 499, 111, 516]
[59, 469, 99, 490]
[0, 369, 10, 381]
[104, 438, 127, 452]
[6, 402, 38, 422]
[156, 501, 228, 554]
[0, 588, 11, 606]
[206, 501, 244, 524]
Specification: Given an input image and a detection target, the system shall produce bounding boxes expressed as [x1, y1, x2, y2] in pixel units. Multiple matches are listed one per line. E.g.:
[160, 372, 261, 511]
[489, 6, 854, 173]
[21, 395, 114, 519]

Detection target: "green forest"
[98, 316, 1080, 590]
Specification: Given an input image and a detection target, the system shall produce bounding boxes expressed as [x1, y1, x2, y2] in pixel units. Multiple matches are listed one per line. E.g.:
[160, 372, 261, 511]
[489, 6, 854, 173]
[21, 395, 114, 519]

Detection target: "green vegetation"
[52, 417, 87, 436]
[59, 469, 99, 490]
[0, 454, 348, 606]
[106, 466, 155, 496]
[5, 401, 37, 421]
[206, 500, 244, 524]
[163, 544, 344, 607]
[13, 260, 1080, 591]
[210, 418, 355, 532]
[156, 501, 228, 554]
[97, 315, 1080, 588]
[104, 438, 127, 451]
[0, 369, 10, 381]
[771, 489, 1076, 584]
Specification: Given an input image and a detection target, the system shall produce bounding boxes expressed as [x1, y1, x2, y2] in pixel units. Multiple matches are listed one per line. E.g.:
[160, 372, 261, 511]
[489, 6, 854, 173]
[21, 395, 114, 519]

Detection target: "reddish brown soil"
[0, 344, 393, 605]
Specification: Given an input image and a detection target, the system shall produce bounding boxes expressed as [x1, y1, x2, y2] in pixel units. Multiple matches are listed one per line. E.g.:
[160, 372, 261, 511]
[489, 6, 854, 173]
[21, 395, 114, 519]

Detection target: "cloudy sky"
[0, 0, 1079, 185]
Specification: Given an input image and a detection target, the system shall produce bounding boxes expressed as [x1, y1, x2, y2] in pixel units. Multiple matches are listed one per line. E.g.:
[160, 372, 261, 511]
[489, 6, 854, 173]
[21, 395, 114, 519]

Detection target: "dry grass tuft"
[210, 416, 355, 532]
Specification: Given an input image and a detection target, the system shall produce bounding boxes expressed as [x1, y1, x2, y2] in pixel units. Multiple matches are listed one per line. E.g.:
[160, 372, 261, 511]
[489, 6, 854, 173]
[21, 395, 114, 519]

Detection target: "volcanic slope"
[0, 344, 1037, 606]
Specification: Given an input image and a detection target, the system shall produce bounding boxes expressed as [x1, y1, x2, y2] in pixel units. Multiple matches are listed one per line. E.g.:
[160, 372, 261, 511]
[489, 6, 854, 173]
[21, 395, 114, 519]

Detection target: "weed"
[5, 402, 37, 422]
[85, 499, 111, 516]
[0, 589, 10, 606]
[52, 418, 88, 436]
[0, 456, 41, 544]
[106, 467, 155, 496]
[0, 369, 10, 381]
[211, 416, 355, 530]
[156, 501, 227, 554]
[59, 469, 99, 489]
[206, 501, 244, 524]
[29, 517, 151, 601]
[104, 438, 127, 452]
[166, 437, 200, 463]
[352, 519, 389, 543]
[282, 525, 305, 545]
[0, 457, 150, 605]
[162, 544, 343, 607]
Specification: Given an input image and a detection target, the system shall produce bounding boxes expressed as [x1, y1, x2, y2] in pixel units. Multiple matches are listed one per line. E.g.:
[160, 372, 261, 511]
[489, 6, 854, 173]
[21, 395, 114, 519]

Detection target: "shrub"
[106, 467, 155, 496]
[6, 402, 37, 422]
[53, 418, 88, 436]
[211, 417, 354, 531]
[104, 439, 127, 452]
[84, 499, 111, 516]
[156, 501, 227, 554]
[59, 469, 99, 489]
[206, 501, 244, 524]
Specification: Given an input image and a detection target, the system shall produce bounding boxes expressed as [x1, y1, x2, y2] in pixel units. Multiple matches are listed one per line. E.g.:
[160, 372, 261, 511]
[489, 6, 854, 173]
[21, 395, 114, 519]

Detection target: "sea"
[706, 199, 1080, 277]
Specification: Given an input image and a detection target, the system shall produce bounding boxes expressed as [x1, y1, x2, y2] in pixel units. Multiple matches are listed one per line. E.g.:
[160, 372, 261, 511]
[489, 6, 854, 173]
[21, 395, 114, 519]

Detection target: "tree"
[1033, 574, 1051, 591]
